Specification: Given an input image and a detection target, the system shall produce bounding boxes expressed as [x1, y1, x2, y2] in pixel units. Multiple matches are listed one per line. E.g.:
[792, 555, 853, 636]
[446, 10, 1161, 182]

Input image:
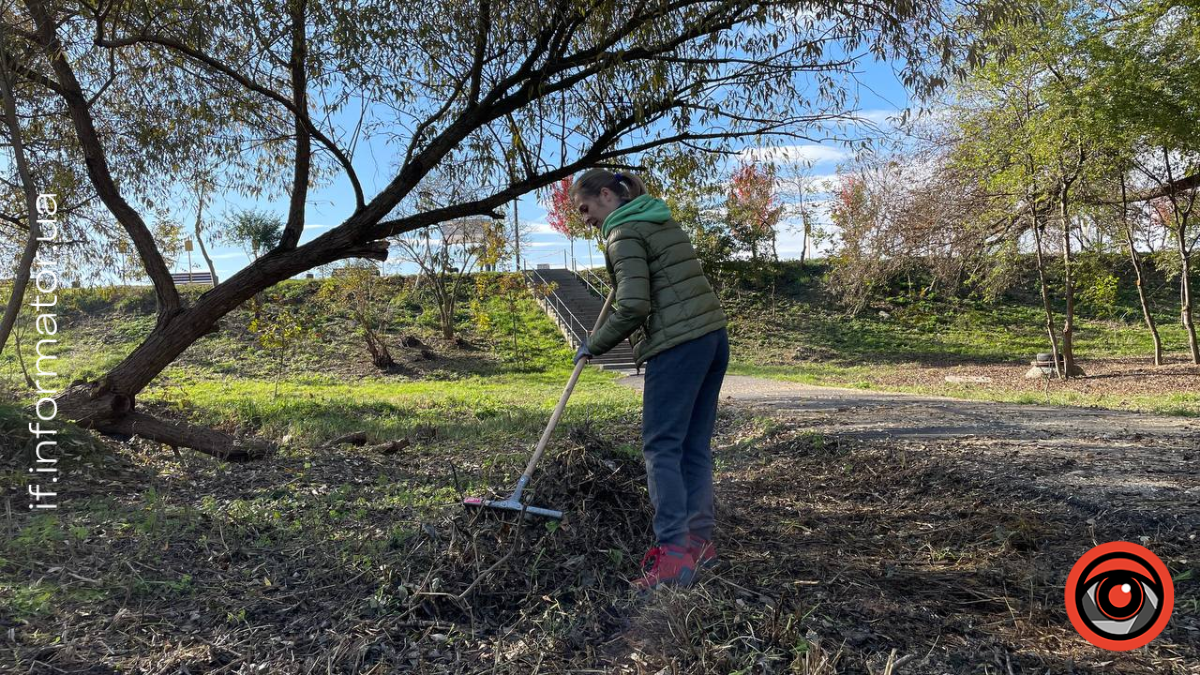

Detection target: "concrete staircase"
[526, 268, 639, 371]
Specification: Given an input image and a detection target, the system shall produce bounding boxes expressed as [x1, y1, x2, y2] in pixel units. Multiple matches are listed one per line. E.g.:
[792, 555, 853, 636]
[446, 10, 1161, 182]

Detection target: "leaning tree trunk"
[53, 231, 389, 460]
[1031, 215, 1063, 380]
[0, 56, 42, 357]
[1120, 174, 1163, 366]
[193, 181, 220, 286]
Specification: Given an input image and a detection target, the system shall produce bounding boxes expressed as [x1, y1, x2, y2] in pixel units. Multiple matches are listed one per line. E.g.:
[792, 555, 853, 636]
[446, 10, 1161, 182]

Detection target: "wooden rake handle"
[519, 288, 617, 482]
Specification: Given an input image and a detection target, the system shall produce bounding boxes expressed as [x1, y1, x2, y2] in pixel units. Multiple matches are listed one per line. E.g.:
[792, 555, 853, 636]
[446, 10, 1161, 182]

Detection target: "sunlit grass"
[133, 367, 642, 449]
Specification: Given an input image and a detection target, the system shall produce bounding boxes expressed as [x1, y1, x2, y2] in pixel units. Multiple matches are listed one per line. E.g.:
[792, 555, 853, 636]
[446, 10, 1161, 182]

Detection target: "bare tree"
[393, 214, 506, 341]
[1118, 172, 1163, 365]
[191, 177, 221, 285]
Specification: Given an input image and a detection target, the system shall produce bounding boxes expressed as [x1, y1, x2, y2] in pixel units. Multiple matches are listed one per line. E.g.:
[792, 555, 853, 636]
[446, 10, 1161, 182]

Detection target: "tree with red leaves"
[725, 161, 784, 262]
[545, 177, 589, 240]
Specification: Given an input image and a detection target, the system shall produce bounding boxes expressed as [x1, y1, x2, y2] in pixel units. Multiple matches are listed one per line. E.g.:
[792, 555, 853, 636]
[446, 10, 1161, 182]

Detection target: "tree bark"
[1031, 214, 1063, 380]
[1120, 173, 1162, 366]
[107, 411, 273, 462]
[440, 300, 455, 340]
[800, 219, 810, 265]
[0, 51, 41, 357]
[193, 181, 220, 286]
[278, 0, 311, 252]
[1177, 221, 1199, 363]
[11, 315, 35, 388]
[513, 195, 521, 271]
[1059, 190, 1076, 378]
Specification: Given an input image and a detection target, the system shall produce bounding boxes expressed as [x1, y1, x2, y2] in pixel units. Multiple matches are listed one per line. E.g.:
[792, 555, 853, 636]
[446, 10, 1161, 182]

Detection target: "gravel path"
[615, 373, 1200, 443]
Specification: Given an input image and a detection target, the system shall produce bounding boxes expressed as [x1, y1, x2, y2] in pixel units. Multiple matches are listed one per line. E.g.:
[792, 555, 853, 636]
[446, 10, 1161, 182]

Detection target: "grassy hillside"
[4, 258, 1197, 429]
[0, 274, 644, 481]
[715, 259, 1200, 415]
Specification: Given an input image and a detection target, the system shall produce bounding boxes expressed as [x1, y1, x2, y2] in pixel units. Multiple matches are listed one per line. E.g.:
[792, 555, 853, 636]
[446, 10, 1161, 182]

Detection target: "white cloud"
[525, 221, 556, 234]
[855, 109, 901, 126]
[739, 144, 850, 166]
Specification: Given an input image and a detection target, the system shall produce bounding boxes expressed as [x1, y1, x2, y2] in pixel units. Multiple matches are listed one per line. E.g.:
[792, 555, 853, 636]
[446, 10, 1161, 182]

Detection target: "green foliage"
[1075, 254, 1121, 319]
[222, 208, 284, 261]
[1080, 0, 1200, 156]
[315, 263, 398, 367]
[11, 515, 66, 553]
[248, 307, 309, 355]
[470, 272, 571, 371]
[249, 302, 316, 399]
[1, 582, 56, 620]
[655, 160, 736, 273]
[967, 239, 1026, 303]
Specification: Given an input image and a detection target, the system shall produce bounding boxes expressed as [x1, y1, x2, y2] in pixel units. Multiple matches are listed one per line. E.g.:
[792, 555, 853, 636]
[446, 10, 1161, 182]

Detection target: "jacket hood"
[601, 194, 672, 238]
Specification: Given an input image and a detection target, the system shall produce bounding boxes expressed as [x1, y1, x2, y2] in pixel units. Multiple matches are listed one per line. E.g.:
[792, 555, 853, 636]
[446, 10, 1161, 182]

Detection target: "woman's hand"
[574, 343, 593, 364]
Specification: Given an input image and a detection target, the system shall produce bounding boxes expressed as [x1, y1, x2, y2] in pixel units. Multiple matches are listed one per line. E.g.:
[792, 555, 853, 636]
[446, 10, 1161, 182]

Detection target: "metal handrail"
[575, 266, 641, 363]
[525, 268, 590, 347]
[576, 267, 609, 299]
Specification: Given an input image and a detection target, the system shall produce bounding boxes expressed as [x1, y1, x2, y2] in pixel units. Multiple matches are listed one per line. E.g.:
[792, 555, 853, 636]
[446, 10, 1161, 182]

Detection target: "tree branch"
[1087, 172, 1200, 205]
[92, 25, 366, 210]
[24, 0, 183, 329]
[467, 0, 490, 107]
[277, 0, 310, 252]
[0, 47, 42, 357]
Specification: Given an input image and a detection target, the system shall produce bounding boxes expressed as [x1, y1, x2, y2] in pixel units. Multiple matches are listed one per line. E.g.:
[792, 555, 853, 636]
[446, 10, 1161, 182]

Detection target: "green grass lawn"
[726, 289, 1195, 365]
[138, 366, 642, 451]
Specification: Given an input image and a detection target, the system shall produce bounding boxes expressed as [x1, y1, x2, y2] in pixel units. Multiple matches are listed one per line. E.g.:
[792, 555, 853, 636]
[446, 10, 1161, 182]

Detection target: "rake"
[463, 288, 616, 520]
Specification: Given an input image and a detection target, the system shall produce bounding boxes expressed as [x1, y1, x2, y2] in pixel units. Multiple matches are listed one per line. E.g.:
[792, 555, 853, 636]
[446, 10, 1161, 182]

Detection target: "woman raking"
[570, 168, 729, 591]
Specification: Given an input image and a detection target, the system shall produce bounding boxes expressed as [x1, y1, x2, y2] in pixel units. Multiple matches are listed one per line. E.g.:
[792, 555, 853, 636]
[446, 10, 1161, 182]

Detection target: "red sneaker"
[632, 543, 696, 591]
[686, 533, 718, 569]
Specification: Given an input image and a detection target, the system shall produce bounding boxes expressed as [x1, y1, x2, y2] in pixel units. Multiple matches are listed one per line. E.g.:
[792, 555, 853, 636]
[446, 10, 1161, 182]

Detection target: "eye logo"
[1065, 541, 1174, 651]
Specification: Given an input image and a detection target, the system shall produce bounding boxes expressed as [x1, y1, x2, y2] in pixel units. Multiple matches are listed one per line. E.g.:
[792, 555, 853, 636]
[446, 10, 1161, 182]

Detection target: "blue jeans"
[641, 327, 729, 547]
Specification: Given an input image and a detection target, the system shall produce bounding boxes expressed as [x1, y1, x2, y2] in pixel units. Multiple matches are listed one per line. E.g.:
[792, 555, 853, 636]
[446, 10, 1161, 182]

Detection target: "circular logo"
[1065, 541, 1174, 651]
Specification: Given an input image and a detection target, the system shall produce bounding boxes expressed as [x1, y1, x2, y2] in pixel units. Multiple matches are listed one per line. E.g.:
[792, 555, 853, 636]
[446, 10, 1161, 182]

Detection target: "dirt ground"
[617, 374, 1200, 673]
[5, 379, 1199, 674]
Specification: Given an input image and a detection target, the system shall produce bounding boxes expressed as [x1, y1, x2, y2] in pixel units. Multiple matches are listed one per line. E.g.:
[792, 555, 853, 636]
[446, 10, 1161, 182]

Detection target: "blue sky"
[149, 52, 910, 283]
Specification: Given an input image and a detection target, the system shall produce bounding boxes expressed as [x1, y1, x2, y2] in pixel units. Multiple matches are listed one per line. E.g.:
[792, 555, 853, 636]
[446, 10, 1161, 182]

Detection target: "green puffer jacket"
[585, 195, 727, 365]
